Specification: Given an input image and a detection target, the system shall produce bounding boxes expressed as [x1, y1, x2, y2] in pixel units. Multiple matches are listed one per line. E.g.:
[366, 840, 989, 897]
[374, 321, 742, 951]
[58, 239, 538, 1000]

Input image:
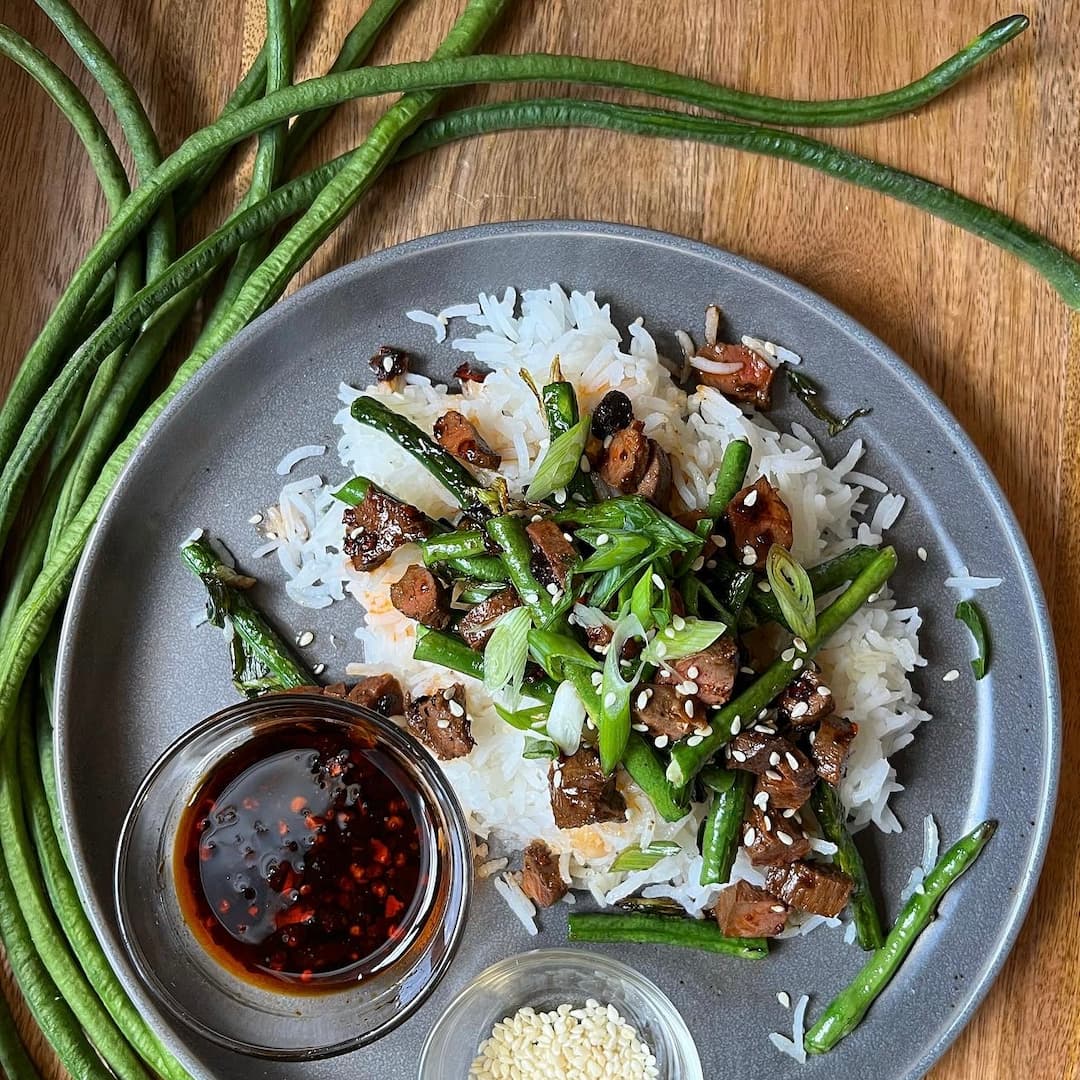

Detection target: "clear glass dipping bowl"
[419, 949, 703, 1079]
[115, 693, 472, 1060]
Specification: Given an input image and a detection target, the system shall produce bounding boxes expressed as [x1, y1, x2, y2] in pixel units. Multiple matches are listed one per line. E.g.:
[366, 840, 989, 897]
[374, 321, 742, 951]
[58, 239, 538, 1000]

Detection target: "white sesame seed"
[436, 718, 451, 729]
[809, 730, 817, 745]
[757, 580, 772, 592]
[604, 691, 617, 708]
[917, 546, 928, 561]
[603, 435, 613, 448]
[793, 637, 807, 653]
[754, 724, 775, 735]
[743, 488, 758, 507]
[769, 752, 781, 767]
[683, 699, 695, 718]
[664, 627, 676, 639]
[591, 671, 604, 686]
[635, 691, 649, 710]
[765, 769, 782, 782]
[742, 550, 757, 566]
[524, 591, 540, 604]
[729, 717, 742, 736]
[792, 658, 804, 671]
[700, 724, 713, 736]
[785, 751, 800, 770]
[247, 513, 263, 525]
[743, 827, 756, 846]
[448, 699, 465, 717]
[546, 581, 560, 595]
[596, 533, 610, 546]
[562, 532, 573, 542]
[691, 556, 705, 572]
[554, 488, 567, 505]
[706, 559, 718, 569]
[312, 663, 326, 676]
[772, 905, 787, 915]
[763, 814, 773, 831]
[942, 669, 960, 682]
[777, 991, 791, 1008]
[654, 734, 669, 749]
[709, 534, 725, 547]
[632, 723, 649, 733]
[531, 514, 543, 523]
[686, 665, 699, 679]
[687, 734, 704, 747]
[296, 630, 314, 648]
[741, 666, 756, 675]
[579, 455, 591, 473]
[790, 701, 809, 718]
[651, 573, 665, 591]
[777, 831, 794, 846]
[705, 480, 716, 495]
[781, 647, 796, 662]
[382, 355, 395, 372]
[782, 807, 797, 818]
[754, 791, 769, 810]
[732, 750, 747, 763]
[817, 685, 832, 697]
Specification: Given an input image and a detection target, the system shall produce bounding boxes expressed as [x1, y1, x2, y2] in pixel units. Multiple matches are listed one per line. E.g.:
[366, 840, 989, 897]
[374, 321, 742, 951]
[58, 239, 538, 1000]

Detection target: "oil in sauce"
[175, 719, 427, 991]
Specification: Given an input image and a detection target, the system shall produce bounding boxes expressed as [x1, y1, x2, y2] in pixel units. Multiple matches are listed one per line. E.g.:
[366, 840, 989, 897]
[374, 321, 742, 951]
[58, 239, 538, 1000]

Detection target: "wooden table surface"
[1, 0, 1078, 1077]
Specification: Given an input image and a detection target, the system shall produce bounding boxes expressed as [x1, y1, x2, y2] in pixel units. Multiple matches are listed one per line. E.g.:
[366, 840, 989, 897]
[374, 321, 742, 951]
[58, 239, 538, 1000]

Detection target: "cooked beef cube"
[457, 588, 520, 650]
[656, 636, 739, 706]
[636, 441, 672, 509]
[631, 684, 698, 742]
[368, 345, 410, 382]
[765, 860, 854, 917]
[582, 621, 642, 662]
[756, 744, 816, 810]
[390, 564, 450, 628]
[713, 880, 789, 938]
[742, 803, 810, 866]
[810, 715, 858, 786]
[520, 840, 567, 907]
[584, 433, 605, 469]
[599, 420, 650, 492]
[406, 684, 473, 760]
[727, 729, 786, 774]
[433, 410, 501, 470]
[695, 342, 775, 409]
[347, 673, 404, 717]
[322, 683, 349, 698]
[454, 361, 487, 384]
[525, 520, 578, 587]
[777, 668, 835, 729]
[549, 747, 627, 829]
[725, 477, 794, 571]
[591, 390, 634, 438]
[342, 488, 432, 570]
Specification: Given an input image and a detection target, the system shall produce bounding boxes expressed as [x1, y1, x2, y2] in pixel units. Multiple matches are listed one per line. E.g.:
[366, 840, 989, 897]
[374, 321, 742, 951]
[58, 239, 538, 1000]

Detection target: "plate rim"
[54, 219, 1061, 1079]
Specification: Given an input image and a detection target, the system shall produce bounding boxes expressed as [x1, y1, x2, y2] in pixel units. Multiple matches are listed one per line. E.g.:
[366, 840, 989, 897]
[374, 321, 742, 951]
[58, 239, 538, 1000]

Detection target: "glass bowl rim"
[113, 692, 473, 1060]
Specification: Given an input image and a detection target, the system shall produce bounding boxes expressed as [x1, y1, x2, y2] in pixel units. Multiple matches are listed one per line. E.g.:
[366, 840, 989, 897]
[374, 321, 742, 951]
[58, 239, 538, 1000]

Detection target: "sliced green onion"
[527, 627, 599, 680]
[577, 530, 651, 572]
[332, 475, 371, 505]
[642, 617, 728, 664]
[599, 613, 646, 773]
[555, 495, 699, 551]
[525, 414, 590, 501]
[522, 740, 559, 760]
[610, 840, 682, 871]
[494, 702, 549, 732]
[630, 564, 657, 630]
[954, 599, 991, 679]
[765, 544, 816, 641]
[546, 679, 586, 756]
[483, 605, 531, 695]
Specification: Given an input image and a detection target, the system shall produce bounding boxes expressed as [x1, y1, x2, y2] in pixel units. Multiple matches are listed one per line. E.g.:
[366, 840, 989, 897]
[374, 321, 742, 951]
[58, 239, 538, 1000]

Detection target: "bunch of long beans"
[0, 0, 1067, 1073]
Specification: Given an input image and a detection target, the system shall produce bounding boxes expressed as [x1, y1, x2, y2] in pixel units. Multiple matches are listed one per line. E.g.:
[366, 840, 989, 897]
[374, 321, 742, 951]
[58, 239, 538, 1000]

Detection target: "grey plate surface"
[55, 221, 1059, 1080]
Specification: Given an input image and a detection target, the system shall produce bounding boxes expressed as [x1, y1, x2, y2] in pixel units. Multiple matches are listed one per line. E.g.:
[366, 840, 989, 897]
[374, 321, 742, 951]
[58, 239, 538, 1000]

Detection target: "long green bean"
[0, 981, 37, 1080]
[568, 911, 768, 959]
[621, 734, 689, 822]
[667, 546, 897, 784]
[805, 820, 996, 1053]
[486, 514, 555, 623]
[699, 767, 751, 886]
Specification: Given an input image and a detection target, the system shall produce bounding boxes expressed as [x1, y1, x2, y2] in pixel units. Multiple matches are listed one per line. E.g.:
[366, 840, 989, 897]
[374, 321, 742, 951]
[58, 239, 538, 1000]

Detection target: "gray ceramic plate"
[55, 222, 1059, 1080]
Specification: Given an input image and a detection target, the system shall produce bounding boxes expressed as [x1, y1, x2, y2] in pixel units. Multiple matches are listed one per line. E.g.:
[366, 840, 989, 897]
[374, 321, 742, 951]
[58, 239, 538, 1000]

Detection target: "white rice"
[769, 993, 810, 1063]
[255, 284, 931, 922]
[275, 444, 325, 475]
[944, 565, 1003, 591]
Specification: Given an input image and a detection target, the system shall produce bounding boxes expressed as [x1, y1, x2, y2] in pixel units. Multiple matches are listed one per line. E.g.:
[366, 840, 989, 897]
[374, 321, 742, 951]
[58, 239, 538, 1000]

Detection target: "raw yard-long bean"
[805, 820, 997, 1052]
[568, 911, 768, 959]
[668, 546, 898, 784]
[0, 981, 36, 1080]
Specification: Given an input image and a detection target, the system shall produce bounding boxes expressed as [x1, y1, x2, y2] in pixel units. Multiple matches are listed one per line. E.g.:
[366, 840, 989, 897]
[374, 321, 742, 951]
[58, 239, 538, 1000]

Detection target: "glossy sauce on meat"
[175, 720, 427, 991]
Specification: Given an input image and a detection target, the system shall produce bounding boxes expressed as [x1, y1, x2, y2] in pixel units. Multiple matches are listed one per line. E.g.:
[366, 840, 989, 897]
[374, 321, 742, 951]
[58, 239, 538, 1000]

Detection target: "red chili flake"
[371, 838, 390, 865]
[385, 814, 404, 831]
[242, 797, 259, 810]
[384, 895, 405, 920]
[455, 362, 487, 384]
[218, 899, 231, 915]
[278, 821, 289, 836]
[248, 906, 259, 918]
[290, 796, 307, 813]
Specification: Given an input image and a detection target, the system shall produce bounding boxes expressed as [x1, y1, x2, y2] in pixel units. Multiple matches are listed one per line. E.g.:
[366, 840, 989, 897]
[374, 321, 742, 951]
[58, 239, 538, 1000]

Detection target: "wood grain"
[0, 0, 1078, 1077]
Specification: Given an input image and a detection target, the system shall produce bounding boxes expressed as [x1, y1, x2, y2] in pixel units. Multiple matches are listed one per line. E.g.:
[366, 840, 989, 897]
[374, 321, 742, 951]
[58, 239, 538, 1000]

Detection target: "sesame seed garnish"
[706, 480, 716, 495]
[942, 669, 960, 682]
[700, 724, 713, 736]
[706, 559, 718, 569]
[691, 556, 705, 572]
[683, 699, 695, 718]
[777, 831, 794, 846]
[757, 580, 772, 592]
[742, 549, 757, 566]
[790, 701, 809, 719]
[651, 573, 665, 590]
[603, 691, 617, 709]
[247, 513, 263, 525]
[687, 735, 704, 747]
[579, 455, 591, 473]
[743, 488, 758, 507]
[743, 827, 756, 846]
[312, 663, 326, 676]
[382, 355, 395, 372]
[296, 630, 314, 648]
[792, 658, 804, 671]
[591, 671, 603, 686]
[596, 533, 610, 546]
[793, 637, 807, 653]
[554, 488, 567, 505]
[664, 627, 676, 639]
[654, 734, 669, 749]
[632, 723, 649, 733]
[772, 906, 787, 915]
[776, 990, 792, 1008]
[782, 807, 797, 819]
[781, 647, 796, 662]
[741, 666, 756, 675]
[603, 435, 613, 448]
[757, 708, 769, 719]
[448, 699, 465, 717]
[769, 752, 781, 767]
[816, 685, 832, 697]
[709, 534, 725, 547]
[636, 691, 649, 710]
[754, 791, 769, 810]
[524, 591, 540, 604]
[562, 532, 573, 542]
[655, 642, 667, 658]
[531, 514, 543, 523]
[785, 751, 800, 770]
[765, 769, 782, 782]
[436, 718, 451, 729]
[809, 730, 817, 744]
[732, 750, 747, 762]
[917, 546, 928, 561]
[729, 717, 742, 736]
[754, 724, 775, 735]
[763, 814, 773, 831]
[546, 581, 560, 596]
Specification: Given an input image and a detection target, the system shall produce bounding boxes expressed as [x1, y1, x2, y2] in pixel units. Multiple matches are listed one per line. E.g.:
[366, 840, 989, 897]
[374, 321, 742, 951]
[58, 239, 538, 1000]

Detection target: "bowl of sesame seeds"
[418, 949, 702, 1079]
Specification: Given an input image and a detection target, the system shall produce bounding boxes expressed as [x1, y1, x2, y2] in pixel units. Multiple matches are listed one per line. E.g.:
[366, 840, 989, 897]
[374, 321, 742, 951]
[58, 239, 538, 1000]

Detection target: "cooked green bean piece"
[702, 438, 752, 526]
[750, 544, 879, 627]
[332, 475, 371, 505]
[621, 734, 690, 823]
[568, 911, 768, 959]
[421, 529, 489, 564]
[485, 515, 555, 623]
[699, 768, 751, 886]
[542, 380, 594, 504]
[805, 820, 997, 1053]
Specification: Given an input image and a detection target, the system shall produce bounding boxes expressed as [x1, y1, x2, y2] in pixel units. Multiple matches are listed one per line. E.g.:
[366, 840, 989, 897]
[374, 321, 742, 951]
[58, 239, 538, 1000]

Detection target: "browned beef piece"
[656, 636, 739, 706]
[584, 433, 605, 469]
[695, 342, 775, 409]
[406, 684, 474, 760]
[525, 520, 578, 587]
[725, 477, 794, 571]
[631, 684, 698, 742]
[636, 441, 672, 509]
[777, 668, 835, 729]
[433, 410, 501, 470]
[727, 728, 781, 773]
[810, 715, 858, 786]
[454, 361, 487, 385]
[713, 880, 789, 938]
[342, 488, 432, 570]
[549, 747, 627, 829]
[457, 588, 520, 650]
[390, 564, 450, 628]
[368, 345, 410, 382]
[347, 674, 404, 717]
[756, 744, 816, 810]
[742, 803, 811, 866]
[765, 860, 854, 917]
[322, 683, 349, 698]
[520, 840, 567, 907]
[599, 420, 650, 492]
[582, 621, 643, 662]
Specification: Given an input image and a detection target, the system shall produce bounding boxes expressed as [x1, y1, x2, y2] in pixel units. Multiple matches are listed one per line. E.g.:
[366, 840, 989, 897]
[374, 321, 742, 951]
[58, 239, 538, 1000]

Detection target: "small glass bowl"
[115, 693, 471, 1060]
[419, 949, 703, 1079]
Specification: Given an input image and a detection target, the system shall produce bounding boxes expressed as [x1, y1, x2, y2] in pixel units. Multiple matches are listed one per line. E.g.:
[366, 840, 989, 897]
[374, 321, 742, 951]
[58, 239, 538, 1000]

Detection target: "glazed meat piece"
[600, 419, 650, 492]
[776, 668, 835, 729]
[810, 715, 858, 786]
[433, 409, 501, 470]
[725, 477, 794, 571]
[656, 636, 739, 706]
[389, 564, 450, 629]
[742, 803, 811, 866]
[727, 729, 791, 774]
[457, 588, 520, 650]
[630, 684, 699, 742]
[346, 674, 404, 717]
[694, 342, 775, 409]
[549, 747, 627, 829]
[755, 744, 816, 810]
[713, 880, 789, 938]
[454, 361, 488, 385]
[342, 487, 432, 571]
[520, 840, 567, 907]
[591, 390, 634, 438]
[636, 440, 672, 510]
[368, 345, 410, 382]
[405, 684, 474, 761]
[765, 860, 854, 918]
[525, 520, 578, 587]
